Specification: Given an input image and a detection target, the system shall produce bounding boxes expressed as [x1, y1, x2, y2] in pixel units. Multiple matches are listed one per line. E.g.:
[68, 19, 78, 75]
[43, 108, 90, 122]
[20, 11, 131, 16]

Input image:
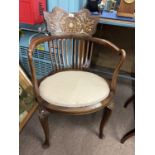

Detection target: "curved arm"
[92, 38, 126, 92]
[110, 49, 126, 92]
[28, 48, 40, 99]
[28, 36, 58, 99]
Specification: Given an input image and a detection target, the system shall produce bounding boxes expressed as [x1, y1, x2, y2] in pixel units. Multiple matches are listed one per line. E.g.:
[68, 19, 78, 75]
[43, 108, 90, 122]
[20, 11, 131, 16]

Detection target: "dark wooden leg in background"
[39, 107, 50, 148]
[124, 94, 135, 108]
[99, 107, 112, 139]
[121, 128, 135, 143]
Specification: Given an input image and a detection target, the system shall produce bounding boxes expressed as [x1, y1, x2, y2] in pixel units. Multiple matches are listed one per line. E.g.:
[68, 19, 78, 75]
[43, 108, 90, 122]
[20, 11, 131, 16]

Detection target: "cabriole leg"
[38, 107, 50, 148]
[99, 107, 112, 139]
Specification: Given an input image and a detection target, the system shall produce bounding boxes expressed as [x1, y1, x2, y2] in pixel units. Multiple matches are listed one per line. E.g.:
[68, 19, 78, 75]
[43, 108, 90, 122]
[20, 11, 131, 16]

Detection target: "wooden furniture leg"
[121, 128, 135, 143]
[124, 94, 135, 108]
[99, 107, 112, 139]
[38, 107, 50, 148]
[121, 94, 135, 143]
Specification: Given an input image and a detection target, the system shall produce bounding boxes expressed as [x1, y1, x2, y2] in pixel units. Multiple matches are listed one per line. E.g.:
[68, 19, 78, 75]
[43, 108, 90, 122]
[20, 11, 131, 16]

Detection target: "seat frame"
[28, 34, 126, 148]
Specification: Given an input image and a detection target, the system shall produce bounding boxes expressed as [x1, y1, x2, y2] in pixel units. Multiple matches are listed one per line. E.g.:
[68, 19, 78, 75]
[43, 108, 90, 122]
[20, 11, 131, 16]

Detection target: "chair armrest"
[28, 48, 39, 99]
[110, 49, 126, 92]
[92, 38, 126, 92]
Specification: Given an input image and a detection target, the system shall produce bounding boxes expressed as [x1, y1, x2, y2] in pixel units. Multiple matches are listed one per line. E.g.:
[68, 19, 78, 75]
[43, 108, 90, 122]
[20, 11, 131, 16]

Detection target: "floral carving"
[44, 7, 99, 36]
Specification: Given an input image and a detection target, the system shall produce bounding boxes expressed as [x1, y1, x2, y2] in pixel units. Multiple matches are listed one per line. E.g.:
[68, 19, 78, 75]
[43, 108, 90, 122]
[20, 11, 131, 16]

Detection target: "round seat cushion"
[39, 71, 110, 108]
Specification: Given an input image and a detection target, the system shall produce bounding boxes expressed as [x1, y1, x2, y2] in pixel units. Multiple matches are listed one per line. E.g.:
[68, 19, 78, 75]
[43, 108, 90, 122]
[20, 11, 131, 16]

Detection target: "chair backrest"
[42, 7, 100, 72]
[28, 8, 126, 97]
[47, 35, 94, 71]
[28, 34, 126, 96]
[43, 7, 99, 36]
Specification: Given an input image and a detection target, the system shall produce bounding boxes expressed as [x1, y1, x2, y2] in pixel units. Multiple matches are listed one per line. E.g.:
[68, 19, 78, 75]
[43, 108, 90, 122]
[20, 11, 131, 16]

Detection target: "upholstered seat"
[39, 71, 110, 108]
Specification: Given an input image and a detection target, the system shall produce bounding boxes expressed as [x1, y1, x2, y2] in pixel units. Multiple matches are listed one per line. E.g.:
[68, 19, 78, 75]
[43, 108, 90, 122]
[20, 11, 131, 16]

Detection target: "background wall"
[47, 0, 87, 12]
[93, 25, 135, 73]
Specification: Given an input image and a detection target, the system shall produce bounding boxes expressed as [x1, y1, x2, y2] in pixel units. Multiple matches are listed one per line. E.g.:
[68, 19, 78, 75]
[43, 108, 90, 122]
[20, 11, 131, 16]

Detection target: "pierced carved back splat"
[44, 7, 99, 36]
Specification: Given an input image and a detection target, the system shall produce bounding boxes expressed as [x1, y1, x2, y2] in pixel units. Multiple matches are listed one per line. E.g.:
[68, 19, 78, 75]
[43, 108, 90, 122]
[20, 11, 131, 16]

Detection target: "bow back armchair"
[28, 34, 126, 147]
[28, 7, 126, 148]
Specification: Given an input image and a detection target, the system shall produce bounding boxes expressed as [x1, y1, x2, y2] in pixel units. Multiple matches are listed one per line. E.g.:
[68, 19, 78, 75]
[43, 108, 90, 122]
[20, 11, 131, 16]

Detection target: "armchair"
[28, 7, 126, 148]
[28, 34, 126, 147]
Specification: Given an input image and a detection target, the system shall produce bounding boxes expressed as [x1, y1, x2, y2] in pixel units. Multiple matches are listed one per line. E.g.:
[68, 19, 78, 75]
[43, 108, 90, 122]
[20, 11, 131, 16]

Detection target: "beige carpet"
[19, 80, 135, 155]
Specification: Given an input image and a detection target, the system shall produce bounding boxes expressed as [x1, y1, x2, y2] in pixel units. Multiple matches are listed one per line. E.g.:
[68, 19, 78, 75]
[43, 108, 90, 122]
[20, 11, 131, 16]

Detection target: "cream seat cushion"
[39, 71, 110, 107]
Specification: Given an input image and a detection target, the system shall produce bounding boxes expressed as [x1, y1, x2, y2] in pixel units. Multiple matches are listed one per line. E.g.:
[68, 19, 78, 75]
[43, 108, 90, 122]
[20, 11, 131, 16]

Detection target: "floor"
[19, 80, 135, 155]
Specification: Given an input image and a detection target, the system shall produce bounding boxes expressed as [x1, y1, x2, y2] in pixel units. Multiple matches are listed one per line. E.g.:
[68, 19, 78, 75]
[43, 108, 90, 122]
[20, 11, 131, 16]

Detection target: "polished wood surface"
[38, 106, 50, 148]
[117, 0, 135, 18]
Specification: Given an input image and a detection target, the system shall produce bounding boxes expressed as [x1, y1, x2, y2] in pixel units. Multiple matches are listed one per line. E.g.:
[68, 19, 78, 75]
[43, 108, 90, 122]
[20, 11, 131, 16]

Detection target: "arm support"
[92, 38, 126, 92]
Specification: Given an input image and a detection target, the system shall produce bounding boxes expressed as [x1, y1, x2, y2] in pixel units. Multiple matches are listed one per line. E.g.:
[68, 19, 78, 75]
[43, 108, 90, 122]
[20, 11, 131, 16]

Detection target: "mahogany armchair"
[28, 34, 126, 147]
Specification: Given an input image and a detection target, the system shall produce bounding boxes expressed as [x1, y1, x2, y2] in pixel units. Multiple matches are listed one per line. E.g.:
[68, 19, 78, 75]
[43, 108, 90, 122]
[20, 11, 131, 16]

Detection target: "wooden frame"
[28, 34, 126, 147]
[117, 0, 135, 18]
[19, 66, 38, 132]
[44, 7, 99, 36]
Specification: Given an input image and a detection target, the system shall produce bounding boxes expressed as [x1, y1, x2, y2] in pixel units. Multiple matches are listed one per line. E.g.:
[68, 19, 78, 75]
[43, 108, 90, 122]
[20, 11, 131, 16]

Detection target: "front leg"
[38, 106, 50, 148]
[99, 107, 112, 139]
